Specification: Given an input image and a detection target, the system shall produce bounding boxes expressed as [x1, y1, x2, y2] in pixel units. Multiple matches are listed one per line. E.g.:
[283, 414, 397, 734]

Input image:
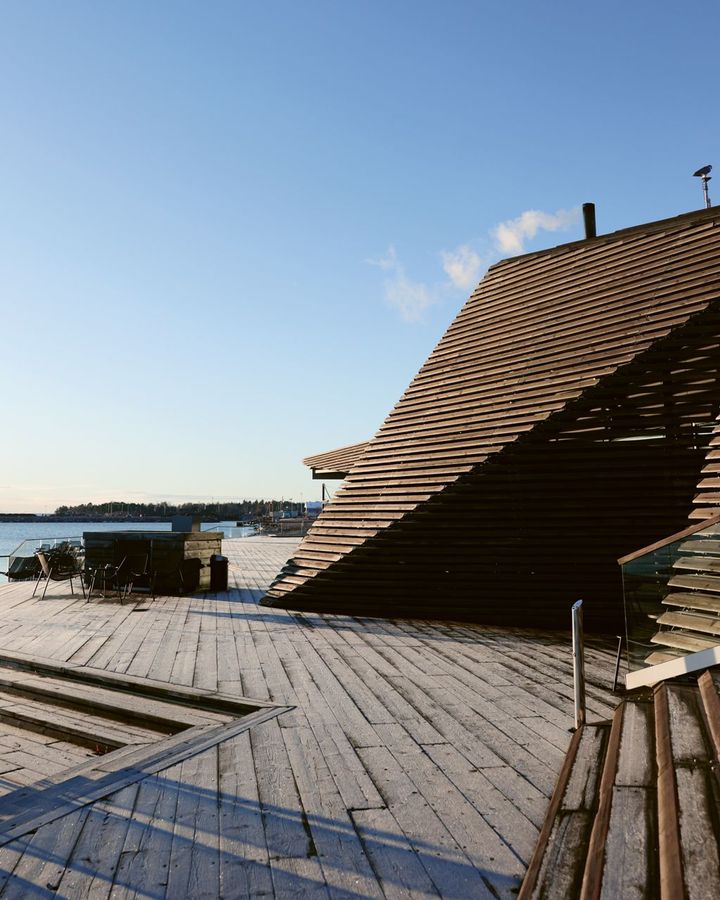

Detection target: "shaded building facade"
[264, 208, 720, 630]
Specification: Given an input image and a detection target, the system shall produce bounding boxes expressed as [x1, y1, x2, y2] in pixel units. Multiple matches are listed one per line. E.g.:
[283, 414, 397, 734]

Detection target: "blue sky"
[0, 1, 718, 511]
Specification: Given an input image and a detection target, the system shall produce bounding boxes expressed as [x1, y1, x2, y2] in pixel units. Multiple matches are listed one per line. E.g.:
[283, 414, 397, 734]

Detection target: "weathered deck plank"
[0, 536, 618, 897]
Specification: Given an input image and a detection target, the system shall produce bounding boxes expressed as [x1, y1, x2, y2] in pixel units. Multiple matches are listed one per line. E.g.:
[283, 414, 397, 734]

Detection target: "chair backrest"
[126, 553, 149, 575]
[115, 540, 150, 574]
[35, 551, 51, 577]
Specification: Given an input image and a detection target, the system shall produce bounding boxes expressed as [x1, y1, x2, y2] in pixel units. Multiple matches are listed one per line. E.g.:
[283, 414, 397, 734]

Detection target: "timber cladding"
[303, 441, 369, 478]
[265, 207, 720, 630]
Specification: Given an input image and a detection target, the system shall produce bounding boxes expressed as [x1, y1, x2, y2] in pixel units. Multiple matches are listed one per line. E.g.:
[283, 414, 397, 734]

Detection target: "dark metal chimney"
[582, 203, 597, 239]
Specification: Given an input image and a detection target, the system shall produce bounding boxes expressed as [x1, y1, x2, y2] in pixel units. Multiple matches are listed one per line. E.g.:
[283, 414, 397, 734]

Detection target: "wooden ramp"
[520, 669, 720, 899]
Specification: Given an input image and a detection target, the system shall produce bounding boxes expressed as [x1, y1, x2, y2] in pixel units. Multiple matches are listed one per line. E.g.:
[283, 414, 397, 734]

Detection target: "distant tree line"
[53, 499, 303, 521]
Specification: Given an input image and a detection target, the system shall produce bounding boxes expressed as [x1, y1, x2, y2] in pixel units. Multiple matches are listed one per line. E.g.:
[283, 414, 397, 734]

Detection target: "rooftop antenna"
[693, 164, 712, 208]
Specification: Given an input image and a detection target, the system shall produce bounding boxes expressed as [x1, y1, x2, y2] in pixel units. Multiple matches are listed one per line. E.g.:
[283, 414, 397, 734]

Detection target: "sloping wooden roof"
[302, 441, 369, 477]
[266, 207, 720, 625]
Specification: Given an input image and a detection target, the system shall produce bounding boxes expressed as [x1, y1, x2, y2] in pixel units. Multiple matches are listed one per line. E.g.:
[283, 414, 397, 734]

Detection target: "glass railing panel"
[4, 536, 83, 582]
[200, 523, 258, 539]
[10, 536, 83, 558]
[621, 519, 720, 673]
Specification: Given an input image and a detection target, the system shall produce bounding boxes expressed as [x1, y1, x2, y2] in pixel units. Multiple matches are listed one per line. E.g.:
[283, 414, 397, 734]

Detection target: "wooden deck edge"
[0, 707, 128, 754]
[698, 670, 720, 759]
[0, 648, 275, 715]
[654, 683, 685, 900]
[517, 725, 585, 900]
[579, 705, 624, 900]
[0, 703, 294, 848]
[0, 672, 222, 734]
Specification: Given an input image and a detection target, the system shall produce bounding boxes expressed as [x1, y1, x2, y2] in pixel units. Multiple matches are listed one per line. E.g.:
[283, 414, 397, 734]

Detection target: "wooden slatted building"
[303, 441, 369, 479]
[265, 207, 720, 630]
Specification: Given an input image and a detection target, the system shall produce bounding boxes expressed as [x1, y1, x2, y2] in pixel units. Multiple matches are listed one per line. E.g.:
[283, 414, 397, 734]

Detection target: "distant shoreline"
[0, 515, 216, 524]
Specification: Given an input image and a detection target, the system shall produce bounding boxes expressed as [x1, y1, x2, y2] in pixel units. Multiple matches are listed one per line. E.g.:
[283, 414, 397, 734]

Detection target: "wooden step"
[520, 669, 720, 900]
[655, 682, 720, 899]
[0, 668, 229, 732]
[667, 573, 720, 594]
[678, 539, 720, 554]
[656, 609, 720, 637]
[673, 556, 720, 574]
[698, 670, 720, 760]
[650, 630, 720, 654]
[0, 648, 275, 717]
[519, 724, 610, 899]
[662, 591, 720, 614]
[0, 692, 159, 751]
[645, 649, 686, 666]
[580, 700, 657, 898]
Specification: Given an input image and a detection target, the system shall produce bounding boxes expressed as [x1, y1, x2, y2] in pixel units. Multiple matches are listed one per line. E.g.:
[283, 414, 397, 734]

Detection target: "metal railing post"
[572, 600, 586, 730]
[612, 634, 623, 693]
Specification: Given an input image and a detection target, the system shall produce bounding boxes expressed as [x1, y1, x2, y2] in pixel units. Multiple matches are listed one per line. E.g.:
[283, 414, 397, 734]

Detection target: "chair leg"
[41, 568, 52, 600]
[69, 574, 84, 599]
[79, 574, 86, 600]
[31, 571, 43, 598]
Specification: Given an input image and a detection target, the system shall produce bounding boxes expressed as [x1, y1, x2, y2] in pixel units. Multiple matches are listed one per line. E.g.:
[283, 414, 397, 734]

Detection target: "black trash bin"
[210, 554, 229, 591]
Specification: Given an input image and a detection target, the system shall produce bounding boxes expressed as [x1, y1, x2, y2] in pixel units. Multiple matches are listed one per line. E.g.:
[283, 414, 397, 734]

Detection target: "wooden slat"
[662, 591, 720, 614]
[650, 631, 720, 653]
[663, 684, 720, 899]
[656, 609, 720, 637]
[303, 441, 369, 476]
[673, 555, 720, 574]
[519, 725, 606, 900]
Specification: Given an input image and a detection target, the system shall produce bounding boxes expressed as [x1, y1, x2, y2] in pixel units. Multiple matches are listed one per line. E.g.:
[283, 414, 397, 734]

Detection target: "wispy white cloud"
[369, 245, 441, 322]
[385, 271, 436, 323]
[491, 207, 580, 256]
[441, 244, 485, 291]
[365, 245, 398, 271]
[371, 206, 580, 323]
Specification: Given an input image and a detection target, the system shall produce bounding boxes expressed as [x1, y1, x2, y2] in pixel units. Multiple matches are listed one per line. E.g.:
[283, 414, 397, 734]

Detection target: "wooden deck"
[0, 537, 620, 898]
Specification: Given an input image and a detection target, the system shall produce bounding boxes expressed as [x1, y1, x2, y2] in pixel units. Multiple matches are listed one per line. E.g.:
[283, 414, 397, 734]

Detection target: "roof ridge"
[489, 205, 720, 272]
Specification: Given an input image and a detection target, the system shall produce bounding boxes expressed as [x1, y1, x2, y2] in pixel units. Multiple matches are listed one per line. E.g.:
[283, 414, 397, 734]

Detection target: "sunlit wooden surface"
[0, 537, 618, 898]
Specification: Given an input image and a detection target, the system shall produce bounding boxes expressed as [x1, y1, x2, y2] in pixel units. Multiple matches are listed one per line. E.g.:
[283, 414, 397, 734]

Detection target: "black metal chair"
[33, 550, 86, 600]
[120, 553, 152, 600]
[85, 557, 126, 602]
